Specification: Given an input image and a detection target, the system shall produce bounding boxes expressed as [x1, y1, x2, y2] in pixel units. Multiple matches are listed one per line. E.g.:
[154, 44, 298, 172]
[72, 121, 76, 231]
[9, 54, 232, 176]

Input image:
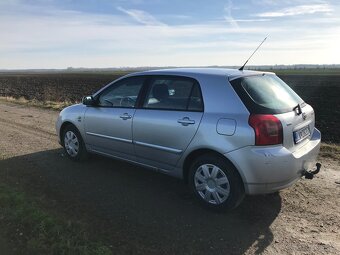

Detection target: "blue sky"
[1, 0, 339, 69]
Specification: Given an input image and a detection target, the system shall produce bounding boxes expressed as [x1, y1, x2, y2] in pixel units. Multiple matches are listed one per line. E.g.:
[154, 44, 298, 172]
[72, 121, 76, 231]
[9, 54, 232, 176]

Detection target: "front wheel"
[189, 154, 245, 211]
[62, 125, 88, 161]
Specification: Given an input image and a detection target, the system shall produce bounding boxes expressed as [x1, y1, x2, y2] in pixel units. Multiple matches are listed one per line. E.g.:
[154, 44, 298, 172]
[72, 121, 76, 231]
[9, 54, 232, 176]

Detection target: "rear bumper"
[225, 128, 321, 195]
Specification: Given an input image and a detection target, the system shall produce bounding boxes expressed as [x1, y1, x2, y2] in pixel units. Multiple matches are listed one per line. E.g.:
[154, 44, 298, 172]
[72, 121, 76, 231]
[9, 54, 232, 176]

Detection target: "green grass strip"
[0, 184, 111, 255]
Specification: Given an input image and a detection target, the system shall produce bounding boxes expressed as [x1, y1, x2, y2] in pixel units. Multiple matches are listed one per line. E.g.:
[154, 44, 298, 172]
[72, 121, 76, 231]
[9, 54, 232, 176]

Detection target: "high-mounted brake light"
[249, 114, 283, 145]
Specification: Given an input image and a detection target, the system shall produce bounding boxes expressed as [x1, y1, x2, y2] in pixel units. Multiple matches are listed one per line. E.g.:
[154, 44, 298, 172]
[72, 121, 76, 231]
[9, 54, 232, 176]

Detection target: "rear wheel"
[189, 154, 245, 211]
[62, 125, 87, 161]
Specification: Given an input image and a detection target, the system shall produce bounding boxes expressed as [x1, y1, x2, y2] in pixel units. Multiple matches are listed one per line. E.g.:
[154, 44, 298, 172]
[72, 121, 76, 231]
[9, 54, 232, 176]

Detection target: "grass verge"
[0, 183, 111, 255]
[0, 96, 74, 111]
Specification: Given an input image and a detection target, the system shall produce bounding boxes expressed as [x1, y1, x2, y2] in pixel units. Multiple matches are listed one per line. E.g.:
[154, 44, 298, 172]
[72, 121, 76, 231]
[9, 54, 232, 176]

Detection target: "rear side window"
[231, 74, 303, 114]
[143, 76, 203, 111]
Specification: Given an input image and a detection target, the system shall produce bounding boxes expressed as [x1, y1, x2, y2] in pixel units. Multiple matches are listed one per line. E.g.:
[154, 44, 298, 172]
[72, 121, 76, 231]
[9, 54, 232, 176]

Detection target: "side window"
[98, 77, 144, 108]
[143, 77, 203, 111]
[187, 83, 204, 111]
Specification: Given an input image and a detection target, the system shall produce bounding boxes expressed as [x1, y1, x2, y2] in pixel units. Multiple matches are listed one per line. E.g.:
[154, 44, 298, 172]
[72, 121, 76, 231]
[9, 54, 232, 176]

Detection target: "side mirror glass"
[82, 96, 95, 106]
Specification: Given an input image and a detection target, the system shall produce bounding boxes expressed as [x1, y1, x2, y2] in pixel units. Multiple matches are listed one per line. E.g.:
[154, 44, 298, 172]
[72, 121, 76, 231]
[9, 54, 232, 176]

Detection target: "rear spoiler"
[228, 71, 275, 82]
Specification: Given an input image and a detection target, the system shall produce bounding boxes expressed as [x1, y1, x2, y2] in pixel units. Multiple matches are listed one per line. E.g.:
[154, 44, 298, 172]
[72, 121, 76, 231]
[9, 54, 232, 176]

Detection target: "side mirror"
[82, 96, 95, 106]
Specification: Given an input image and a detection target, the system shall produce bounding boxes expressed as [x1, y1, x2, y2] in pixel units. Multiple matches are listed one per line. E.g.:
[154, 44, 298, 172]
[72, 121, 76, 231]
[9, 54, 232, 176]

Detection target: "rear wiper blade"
[293, 104, 302, 115]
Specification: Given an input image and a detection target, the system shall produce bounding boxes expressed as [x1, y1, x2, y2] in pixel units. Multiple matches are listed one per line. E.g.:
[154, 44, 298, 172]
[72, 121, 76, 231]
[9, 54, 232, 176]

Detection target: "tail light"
[248, 114, 283, 145]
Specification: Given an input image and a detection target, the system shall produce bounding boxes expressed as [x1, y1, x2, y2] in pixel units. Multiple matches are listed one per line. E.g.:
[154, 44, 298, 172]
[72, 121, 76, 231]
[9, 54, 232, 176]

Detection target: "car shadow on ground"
[0, 149, 282, 254]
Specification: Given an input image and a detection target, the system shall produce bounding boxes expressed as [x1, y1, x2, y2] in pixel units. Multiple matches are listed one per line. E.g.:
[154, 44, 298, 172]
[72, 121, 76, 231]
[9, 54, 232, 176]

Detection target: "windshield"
[236, 74, 303, 112]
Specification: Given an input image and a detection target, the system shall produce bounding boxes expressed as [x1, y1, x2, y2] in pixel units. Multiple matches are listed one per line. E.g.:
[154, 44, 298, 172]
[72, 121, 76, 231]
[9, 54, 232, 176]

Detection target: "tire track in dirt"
[0, 117, 56, 139]
[0, 102, 59, 157]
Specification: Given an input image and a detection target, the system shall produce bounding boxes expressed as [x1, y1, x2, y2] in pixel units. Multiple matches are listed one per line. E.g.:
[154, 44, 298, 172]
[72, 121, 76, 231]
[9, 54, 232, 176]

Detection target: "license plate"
[294, 126, 310, 144]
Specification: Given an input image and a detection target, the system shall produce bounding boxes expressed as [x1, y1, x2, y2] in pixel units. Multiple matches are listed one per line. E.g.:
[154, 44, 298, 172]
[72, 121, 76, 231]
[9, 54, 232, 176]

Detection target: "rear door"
[133, 76, 204, 171]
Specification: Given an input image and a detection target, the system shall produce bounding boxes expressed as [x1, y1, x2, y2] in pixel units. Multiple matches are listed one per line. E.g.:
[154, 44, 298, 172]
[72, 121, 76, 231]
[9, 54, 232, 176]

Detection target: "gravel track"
[0, 101, 339, 255]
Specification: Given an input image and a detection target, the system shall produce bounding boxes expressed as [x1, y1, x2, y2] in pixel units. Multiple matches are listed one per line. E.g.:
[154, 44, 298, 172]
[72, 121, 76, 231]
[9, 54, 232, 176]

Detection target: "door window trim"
[93, 76, 147, 109]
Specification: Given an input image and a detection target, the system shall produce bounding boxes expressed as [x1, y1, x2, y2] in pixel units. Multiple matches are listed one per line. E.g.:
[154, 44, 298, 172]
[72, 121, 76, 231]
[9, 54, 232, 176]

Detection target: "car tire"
[62, 125, 88, 161]
[189, 153, 245, 211]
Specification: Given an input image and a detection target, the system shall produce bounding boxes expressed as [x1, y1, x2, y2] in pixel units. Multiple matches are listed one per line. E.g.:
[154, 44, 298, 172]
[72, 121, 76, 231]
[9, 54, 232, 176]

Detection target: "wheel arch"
[60, 121, 78, 140]
[182, 148, 246, 191]
[60, 120, 88, 160]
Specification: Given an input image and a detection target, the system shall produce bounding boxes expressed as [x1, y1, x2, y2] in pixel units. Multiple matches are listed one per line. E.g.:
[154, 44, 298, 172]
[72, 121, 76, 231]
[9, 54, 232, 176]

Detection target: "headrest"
[152, 84, 169, 101]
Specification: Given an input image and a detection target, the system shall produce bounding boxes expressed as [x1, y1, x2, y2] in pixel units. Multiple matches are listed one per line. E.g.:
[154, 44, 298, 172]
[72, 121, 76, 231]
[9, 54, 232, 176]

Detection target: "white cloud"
[0, 8, 283, 68]
[0, 9, 279, 53]
[116, 6, 165, 26]
[257, 4, 333, 17]
[224, 0, 239, 29]
[233, 18, 271, 22]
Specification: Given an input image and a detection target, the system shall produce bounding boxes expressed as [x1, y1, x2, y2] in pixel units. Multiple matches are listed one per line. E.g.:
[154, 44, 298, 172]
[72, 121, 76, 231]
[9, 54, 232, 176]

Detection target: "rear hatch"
[230, 73, 315, 152]
[276, 103, 315, 152]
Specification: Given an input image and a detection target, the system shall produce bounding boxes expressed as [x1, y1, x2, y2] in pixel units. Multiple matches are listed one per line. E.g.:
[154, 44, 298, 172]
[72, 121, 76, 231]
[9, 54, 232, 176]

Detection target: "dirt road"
[0, 101, 339, 255]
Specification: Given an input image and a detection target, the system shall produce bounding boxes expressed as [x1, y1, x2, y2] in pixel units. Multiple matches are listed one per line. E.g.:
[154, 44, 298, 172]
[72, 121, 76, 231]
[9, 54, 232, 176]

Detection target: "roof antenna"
[239, 36, 267, 71]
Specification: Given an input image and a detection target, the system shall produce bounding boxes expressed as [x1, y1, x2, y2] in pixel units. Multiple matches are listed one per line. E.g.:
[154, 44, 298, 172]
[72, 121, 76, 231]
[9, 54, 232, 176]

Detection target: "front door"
[84, 76, 145, 160]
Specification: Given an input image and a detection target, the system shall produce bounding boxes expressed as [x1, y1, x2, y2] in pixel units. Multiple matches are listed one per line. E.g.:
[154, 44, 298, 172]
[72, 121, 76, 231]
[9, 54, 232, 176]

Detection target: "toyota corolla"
[56, 68, 321, 211]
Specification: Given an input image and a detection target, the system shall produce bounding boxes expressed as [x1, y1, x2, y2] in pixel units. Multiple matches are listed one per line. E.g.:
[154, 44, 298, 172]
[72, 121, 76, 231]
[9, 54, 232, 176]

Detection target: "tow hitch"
[303, 163, 321, 179]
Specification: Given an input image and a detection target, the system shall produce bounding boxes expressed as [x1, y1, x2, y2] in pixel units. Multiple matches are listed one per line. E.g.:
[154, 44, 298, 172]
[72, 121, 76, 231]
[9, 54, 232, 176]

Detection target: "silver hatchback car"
[56, 68, 321, 210]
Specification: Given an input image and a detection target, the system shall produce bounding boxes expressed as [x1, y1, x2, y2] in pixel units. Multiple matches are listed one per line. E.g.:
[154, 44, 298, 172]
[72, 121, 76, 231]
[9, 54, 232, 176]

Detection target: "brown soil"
[0, 101, 339, 255]
[0, 72, 339, 143]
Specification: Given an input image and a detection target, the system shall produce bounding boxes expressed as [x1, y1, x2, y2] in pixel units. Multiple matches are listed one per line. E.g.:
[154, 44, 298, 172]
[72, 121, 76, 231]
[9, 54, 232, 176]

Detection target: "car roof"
[128, 68, 274, 80]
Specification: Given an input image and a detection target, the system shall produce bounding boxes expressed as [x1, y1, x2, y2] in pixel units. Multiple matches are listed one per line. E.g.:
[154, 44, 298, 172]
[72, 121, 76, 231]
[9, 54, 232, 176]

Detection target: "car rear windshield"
[230, 74, 304, 114]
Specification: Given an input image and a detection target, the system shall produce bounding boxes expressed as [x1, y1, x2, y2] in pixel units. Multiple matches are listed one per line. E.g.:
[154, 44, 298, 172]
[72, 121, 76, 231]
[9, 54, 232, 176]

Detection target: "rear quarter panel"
[175, 74, 255, 175]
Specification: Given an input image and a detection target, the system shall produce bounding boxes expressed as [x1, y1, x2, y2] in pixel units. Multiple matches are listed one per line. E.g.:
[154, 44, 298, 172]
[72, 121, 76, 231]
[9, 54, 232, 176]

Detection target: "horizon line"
[1, 64, 340, 72]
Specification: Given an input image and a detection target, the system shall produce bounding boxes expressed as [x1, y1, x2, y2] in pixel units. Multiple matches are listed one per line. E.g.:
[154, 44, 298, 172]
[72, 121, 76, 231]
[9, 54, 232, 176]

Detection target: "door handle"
[178, 117, 195, 126]
[120, 113, 132, 120]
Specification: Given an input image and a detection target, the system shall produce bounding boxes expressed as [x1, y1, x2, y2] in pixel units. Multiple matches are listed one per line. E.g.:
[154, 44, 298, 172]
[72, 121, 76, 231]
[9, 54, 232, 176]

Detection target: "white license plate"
[294, 126, 310, 144]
